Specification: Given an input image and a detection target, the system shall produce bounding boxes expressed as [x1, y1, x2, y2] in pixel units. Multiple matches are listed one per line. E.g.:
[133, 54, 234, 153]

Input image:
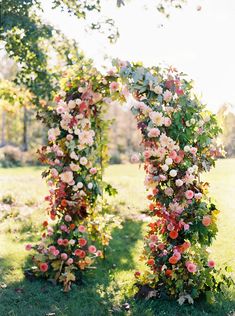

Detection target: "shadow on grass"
[0, 219, 144, 316]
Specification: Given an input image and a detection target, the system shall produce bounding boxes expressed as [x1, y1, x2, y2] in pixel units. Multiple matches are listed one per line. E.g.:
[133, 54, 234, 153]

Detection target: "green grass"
[0, 160, 235, 316]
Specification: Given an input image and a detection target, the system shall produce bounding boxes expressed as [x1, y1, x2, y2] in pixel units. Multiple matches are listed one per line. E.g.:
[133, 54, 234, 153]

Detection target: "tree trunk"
[1, 110, 6, 147]
[22, 106, 28, 151]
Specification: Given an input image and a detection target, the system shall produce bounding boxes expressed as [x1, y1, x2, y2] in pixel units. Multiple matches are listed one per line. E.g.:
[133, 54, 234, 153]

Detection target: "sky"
[41, 0, 235, 113]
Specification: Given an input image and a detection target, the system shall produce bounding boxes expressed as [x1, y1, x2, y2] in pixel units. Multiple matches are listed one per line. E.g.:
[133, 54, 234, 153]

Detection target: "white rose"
[59, 90, 66, 97]
[70, 152, 78, 160]
[175, 179, 183, 187]
[169, 169, 177, 177]
[161, 164, 169, 171]
[187, 167, 194, 174]
[198, 120, 204, 127]
[80, 157, 88, 165]
[76, 99, 82, 105]
[190, 118, 196, 125]
[88, 183, 93, 189]
[77, 182, 83, 189]
[193, 165, 198, 172]
[153, 85, 163, 94]
[184, 145, 190, 152]
[68, 100, 76, 109]
[165, 157, 173, 165]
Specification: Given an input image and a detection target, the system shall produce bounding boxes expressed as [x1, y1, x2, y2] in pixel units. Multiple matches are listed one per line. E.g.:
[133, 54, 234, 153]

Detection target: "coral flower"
[169, 231, 178, 239]
[39, 262, 48, 272]
[147, 258, 155, 266]
[169, 256, 178, 264]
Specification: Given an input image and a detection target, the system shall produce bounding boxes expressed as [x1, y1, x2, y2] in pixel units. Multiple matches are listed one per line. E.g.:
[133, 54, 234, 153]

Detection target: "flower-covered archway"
[27, 60, 231, 301]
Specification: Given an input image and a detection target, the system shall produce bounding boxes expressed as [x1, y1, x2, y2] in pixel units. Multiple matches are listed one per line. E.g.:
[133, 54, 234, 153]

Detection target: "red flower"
[169, 256, 178, 264]
[169, 231, 178, 239]
[63, 239, 69, 246]
[54, 95, 61, 102]
[39, 262, 48, 272]
[61, 199, 67, 207]
[42, 221, 48, 227]
[79, 101, 88, 112]
[165, 269, 173, 277]
[70, 223, 76, 230]
[78, 250, 86, 259]
[149, 203, 155, 211]
[147, 258, 155, 266]
[134, 271, 141, 278]
[79, 238, 87, 247]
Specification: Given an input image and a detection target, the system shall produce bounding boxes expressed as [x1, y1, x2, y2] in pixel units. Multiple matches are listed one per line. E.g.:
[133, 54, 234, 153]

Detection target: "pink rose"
[88, 245, 97, 253]
[208, 260, 215, 268]
[66, 258, 74, 265]
[185, 190, 194, 199]
[149, 234, 158, 242]
[53, 249, 60, 256]
[96, 250, 102, 257]
[186, 262, 197, 273]
[169, 151, 177, 159]
[89, 168, 97, 175]
[66, 134, 73, 141]
[195, 193, 202, 200]
[163, 90, 173, 102]
[148, 128, 160, 138]
[109, 81, 119, 92]
[184, 223, 190, 230]
[65, 215, 72, 222]
[202, 215, 212, 227]
[78, 225, 86, 233]
[173, 251, 181, 260]
[190, 147, 197, 155]
[51, 168, 58, 178]
[61, 253, 68, 261]
[25, 244, 32, 251]
[39, 262, 48, 272]
[144, 151, 151, 159]
[57, 238, 63, 245]
[131, 153, 140, 163]
[165, 187, 174, 196]
[48, 245, 56, 253]
[164, 117, 172, 127]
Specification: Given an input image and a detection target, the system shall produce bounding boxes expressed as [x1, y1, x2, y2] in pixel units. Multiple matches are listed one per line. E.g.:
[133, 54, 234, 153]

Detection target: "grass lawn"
[0, 159, 234, 316]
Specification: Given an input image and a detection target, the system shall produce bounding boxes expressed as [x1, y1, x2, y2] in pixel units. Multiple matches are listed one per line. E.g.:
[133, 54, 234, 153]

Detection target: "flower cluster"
[115, 61, 231, 303]
[27, 64, 120, 291]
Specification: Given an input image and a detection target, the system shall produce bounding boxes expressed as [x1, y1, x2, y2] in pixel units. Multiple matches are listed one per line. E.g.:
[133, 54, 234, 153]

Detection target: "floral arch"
[27, 60, 231, 302]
